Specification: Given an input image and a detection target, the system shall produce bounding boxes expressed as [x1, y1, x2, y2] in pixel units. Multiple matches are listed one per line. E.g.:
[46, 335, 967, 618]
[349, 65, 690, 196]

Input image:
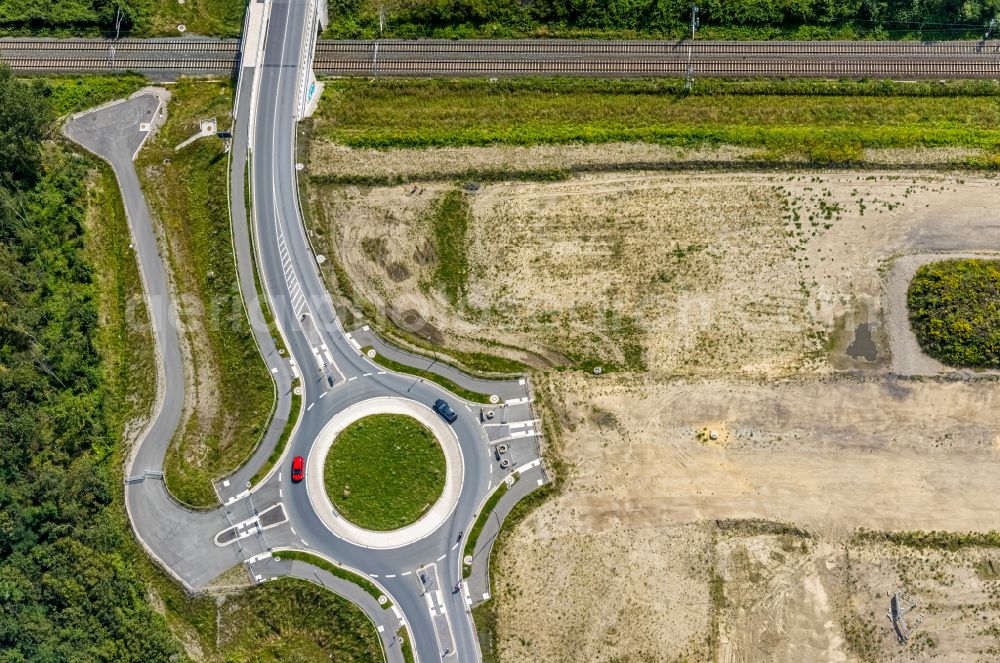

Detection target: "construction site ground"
[303, 152, 1000, 662]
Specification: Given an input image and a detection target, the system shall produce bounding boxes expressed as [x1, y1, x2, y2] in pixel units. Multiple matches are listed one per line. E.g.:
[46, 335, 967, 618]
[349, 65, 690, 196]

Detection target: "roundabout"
[306, 397, 465, 548]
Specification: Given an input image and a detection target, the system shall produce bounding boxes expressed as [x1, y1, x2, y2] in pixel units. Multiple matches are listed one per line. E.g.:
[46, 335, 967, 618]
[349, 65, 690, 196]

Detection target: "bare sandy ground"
[304, 163, 1000, 661]
[494, 371, 1000, 661]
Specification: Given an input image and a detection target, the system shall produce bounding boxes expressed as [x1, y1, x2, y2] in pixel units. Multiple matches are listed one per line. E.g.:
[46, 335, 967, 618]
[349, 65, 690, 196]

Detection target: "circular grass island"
[324, 413, 446, 531]
[907, 258, 1000, 369]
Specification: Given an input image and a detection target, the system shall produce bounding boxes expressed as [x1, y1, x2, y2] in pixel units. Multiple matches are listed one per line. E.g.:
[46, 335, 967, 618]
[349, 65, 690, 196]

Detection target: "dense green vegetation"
[317, 78, 1000, 161]
[326, 0, 1000, 40]
[216, 578, 383, 662]
[0, 66, 179, 661]
[907, 258, 1000, 368]
[137, 81, 273, 507]
[360, 346, 493, 403]
[0, 0, 245, 37]
[325, 414, 446, 530]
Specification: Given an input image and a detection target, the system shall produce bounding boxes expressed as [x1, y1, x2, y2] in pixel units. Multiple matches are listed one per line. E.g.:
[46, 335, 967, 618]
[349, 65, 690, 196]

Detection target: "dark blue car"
[433, 398, 458, 424]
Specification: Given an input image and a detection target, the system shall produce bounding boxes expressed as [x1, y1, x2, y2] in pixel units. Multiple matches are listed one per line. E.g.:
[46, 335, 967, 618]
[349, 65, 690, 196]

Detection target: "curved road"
[66, 1, 547, 661]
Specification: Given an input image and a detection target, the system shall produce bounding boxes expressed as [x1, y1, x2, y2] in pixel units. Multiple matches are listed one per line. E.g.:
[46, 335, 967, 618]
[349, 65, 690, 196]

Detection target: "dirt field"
[488, 371, 1000, 661]
[304, 158, 1000, 661]
[309, 170, 999, 375]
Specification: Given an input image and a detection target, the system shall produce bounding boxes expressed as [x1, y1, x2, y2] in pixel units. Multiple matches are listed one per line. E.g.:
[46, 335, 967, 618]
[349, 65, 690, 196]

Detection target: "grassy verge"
[360, 346, 494, 404]
[399, 627, 416, 663]
[137, 80, 273, 507]
[430, 189, 471, 305]
[86, 159, 158, 449]
[325, 413, 446, 530]
[278, 551, 392, 607]
[907, 258, 1000, 369]
[146, 0, 246, 37]
[462, 479, 511, 578]
[215, 577, 383, 661]
[317, 78, 1000, 160]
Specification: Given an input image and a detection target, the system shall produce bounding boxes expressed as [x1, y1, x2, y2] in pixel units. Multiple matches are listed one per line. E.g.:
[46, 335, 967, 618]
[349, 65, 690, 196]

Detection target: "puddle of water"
[846, 323, 878, 361]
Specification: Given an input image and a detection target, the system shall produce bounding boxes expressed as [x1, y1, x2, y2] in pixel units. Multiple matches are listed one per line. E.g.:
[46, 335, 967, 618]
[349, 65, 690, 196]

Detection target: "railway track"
[316, 39, 1000, 57]
[4, 37, 1000, 78]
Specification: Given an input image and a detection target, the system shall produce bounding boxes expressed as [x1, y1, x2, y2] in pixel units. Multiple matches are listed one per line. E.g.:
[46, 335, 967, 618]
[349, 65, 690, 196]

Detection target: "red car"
[291, 456, 304, 482]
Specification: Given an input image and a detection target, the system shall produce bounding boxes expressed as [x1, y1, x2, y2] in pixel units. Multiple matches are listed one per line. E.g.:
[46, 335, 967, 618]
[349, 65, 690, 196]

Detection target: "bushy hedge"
[327, 0, 1000, 40]
[907, 258, 1000, 369]
[0, 0, 150, 34]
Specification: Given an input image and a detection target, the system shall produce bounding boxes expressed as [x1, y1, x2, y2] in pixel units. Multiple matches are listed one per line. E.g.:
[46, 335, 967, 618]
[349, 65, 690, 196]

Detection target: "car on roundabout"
[290, 455, 304, 482]
[433, 398, 458, 423]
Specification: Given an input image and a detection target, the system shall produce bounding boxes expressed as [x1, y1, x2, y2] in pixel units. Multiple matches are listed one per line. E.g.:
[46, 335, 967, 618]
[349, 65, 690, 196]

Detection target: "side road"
[63, 93, 407, 663]
[64, 92, 237, 589]
[351, 325, 527, 402]
[214, 57, 297, 502]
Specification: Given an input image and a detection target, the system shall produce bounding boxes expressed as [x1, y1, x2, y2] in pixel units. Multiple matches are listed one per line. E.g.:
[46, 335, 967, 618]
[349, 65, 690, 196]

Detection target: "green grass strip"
[399, 628, 416, 663]
[277, 551, 392, 608]
[361, 346, 494, 404]
[463, 478, 513, 578]
[317, 78, 1000, 158]
[430, 189, 471, 306]
[250, 391, 302, 487]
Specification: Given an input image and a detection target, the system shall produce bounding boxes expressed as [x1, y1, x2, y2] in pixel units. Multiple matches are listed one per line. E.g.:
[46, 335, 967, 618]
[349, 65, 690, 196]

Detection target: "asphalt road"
[239, 5, 546, 660]
[64, 3, 548, 662]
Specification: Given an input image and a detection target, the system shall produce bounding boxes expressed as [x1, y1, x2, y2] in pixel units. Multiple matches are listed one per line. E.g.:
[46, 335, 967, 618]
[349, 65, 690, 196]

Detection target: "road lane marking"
[245, 551, 272, 564]
[514, 458, 543, 474]
[436, 554, 446, 561]
[385, 574, 395, 578]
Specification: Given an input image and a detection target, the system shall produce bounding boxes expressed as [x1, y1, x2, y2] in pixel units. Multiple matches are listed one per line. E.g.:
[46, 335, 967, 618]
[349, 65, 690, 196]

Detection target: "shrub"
[907, 258, 1000, 369]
